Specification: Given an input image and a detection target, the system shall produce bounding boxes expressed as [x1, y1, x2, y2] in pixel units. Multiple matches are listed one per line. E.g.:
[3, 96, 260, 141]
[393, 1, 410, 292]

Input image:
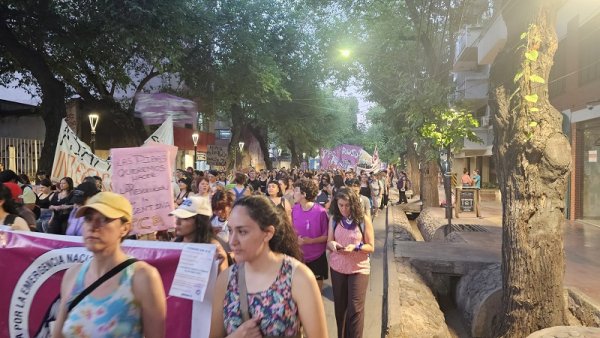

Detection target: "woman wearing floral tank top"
[210, 196, 327, 338]
[327, 187, 375, 338]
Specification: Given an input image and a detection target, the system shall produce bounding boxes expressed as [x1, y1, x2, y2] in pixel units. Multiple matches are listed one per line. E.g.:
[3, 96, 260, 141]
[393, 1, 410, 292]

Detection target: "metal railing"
[0, 137, 44, 180]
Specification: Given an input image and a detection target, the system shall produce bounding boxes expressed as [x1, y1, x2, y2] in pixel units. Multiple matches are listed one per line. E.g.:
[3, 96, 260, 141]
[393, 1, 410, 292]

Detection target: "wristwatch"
[354, 242, 364, 252]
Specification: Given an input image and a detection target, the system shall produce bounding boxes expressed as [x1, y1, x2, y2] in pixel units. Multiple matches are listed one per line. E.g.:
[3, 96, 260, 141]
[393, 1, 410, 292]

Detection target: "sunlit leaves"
[524, 94, 539, 103]
[525, 50, 539, 61]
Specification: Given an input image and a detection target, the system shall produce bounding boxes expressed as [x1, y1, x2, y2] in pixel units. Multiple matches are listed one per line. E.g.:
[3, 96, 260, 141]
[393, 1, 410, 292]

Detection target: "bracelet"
[354, 242, 364, 252]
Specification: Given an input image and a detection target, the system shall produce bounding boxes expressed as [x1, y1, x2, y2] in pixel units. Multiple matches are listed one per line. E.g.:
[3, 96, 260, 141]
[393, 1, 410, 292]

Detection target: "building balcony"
[456, 126, 494, 158]
[453, 26, 482, 72]
[454, 77, 489, 109]
[477, 14, 507, 65]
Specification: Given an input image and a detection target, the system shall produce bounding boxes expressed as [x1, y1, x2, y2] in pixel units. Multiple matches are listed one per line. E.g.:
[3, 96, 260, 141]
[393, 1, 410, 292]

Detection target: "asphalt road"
[322, 208, 387, 338]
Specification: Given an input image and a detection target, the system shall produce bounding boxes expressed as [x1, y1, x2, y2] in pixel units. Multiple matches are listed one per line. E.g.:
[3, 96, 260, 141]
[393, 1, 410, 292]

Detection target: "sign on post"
[206, 145, 228, 167]
[454, 188, 480, 218]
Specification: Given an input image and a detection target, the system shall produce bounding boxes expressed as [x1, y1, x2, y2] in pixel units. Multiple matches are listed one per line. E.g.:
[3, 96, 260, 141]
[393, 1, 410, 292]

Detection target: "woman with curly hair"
[327, 187, 375, 338]
[210, 196, 327, 338]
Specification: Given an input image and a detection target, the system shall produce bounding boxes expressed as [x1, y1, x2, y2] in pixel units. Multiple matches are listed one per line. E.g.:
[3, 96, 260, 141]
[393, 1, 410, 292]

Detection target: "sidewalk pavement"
[402, 190, 600, 306]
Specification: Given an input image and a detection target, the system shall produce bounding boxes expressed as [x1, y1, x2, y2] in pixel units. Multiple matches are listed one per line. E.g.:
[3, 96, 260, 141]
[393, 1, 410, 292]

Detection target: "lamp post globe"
[192, 132, 199, 169]
[88, 113, 100, 154]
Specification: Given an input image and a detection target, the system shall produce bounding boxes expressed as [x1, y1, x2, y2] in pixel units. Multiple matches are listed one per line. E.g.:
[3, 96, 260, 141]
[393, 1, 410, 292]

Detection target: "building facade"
[451, 0, 600, 224]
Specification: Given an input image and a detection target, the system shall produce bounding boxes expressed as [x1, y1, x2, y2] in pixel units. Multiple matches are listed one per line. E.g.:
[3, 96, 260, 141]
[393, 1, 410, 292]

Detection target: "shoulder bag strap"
[238, 263, 251, 322]
[67, 258, 138, 313]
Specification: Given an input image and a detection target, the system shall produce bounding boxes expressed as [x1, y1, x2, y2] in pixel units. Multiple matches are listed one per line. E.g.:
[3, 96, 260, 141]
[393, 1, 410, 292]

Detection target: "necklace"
[341, 216, 354, 229]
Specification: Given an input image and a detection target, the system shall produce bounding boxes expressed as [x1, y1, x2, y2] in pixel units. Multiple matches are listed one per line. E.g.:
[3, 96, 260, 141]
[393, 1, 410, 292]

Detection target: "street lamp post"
[237, 141, 245, 170]
[302, 152, 306, 170]
[192, 132, 199, 170]
[277, 148, 282, 169]
[441, 146, 453, 235]
[414, 142, 424, 211]
[88, 113, 99, 154]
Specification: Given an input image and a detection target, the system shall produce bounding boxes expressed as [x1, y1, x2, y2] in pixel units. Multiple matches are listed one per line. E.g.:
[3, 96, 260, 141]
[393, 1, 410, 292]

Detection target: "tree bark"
[247, 123, 272, 170]
[422, 160, 440, 208]
[0, 19, 67, 173]
[491, 1, 569, 336]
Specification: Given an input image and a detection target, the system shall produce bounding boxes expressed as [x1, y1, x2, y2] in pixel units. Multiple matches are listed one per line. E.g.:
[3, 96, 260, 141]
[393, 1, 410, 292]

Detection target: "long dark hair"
[174, 214, 213, 244]
[0, 183, 19, 215]
[329, 187, 364, 226]
[61, 177, 74, 192]
[233, 196, 302, 261]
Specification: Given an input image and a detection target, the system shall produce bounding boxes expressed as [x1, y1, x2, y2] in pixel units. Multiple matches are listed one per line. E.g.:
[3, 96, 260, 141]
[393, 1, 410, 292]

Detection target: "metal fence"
[0, 137, 44, 180]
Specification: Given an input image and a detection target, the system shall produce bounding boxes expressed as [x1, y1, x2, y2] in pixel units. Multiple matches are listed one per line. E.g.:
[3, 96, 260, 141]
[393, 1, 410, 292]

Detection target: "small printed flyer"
[169, 244, 217, 302]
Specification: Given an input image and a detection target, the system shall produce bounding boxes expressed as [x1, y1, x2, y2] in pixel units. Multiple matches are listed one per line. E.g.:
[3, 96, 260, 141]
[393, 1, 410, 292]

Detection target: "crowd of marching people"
[1, 165, 404, 338]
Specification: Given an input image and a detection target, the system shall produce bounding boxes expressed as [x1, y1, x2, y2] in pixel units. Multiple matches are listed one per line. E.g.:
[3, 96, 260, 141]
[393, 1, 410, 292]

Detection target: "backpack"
[331, 217, 365, 241]
[23, 185, 41, 219]
[233, 186, 247, 201]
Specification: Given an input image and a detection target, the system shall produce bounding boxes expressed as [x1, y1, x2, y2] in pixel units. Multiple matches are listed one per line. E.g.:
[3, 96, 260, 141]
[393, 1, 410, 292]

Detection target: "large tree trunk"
[228, 103, 245, 172]
[248, 124, 272, 170]
[422, 160, 439, 208]
[491, 1, 569, 336]
[0, 20, 67, 173]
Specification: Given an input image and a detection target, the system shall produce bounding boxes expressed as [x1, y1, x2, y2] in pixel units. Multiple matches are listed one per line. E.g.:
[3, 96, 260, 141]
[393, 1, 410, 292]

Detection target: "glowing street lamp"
[192, 132, 199, 169]
[88, 113, 99, 154]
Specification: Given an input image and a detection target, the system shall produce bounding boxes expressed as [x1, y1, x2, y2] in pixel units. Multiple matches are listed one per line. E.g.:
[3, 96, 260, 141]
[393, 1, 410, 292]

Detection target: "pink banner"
[320, 145, 362, 170]
[111, 145, 176, 235]
[0, 230, 211, 338]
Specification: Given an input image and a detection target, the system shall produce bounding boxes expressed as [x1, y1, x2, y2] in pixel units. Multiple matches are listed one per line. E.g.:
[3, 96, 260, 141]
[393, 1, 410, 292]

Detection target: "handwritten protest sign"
[111, 145, 176, 235]
[51, 119, 111, 190]
[206, 145, 228, 166]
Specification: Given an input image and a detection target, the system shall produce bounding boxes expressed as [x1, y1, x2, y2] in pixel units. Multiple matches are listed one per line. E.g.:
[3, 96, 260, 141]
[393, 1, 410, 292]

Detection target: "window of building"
[579, 15, 600, 86]
[549, 43, 566, 97]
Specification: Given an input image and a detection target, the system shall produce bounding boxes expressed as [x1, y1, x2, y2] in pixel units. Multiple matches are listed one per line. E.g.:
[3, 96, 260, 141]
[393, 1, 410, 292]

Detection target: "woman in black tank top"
[266, 180, 292, 222]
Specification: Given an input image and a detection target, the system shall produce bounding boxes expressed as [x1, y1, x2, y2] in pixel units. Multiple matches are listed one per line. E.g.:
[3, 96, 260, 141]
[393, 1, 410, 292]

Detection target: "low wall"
[387, 210, 451, 338]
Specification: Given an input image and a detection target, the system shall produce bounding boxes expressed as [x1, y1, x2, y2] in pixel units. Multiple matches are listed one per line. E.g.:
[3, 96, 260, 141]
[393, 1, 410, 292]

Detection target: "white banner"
[51, 119, 111, 190]
[144, 116, 174, 145]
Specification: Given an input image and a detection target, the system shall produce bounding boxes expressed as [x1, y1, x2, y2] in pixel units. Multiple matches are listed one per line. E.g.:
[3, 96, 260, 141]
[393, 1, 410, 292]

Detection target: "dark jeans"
[398, 190, 408, 204]
[330, 269, 369, 338]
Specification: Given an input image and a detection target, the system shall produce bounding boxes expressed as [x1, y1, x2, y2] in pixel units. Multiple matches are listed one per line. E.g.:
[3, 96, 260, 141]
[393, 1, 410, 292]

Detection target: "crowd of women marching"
[0, 165, 402, 338]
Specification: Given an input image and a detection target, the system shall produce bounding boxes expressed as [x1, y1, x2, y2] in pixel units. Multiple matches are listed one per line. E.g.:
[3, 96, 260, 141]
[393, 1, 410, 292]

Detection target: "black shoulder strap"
[67, 258, 138, 313]
[4, 214, 17, 226]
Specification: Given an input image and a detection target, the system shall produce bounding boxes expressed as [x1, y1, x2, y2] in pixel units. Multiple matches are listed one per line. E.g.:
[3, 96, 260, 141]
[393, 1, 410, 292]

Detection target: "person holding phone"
[327, 187, 375, 338]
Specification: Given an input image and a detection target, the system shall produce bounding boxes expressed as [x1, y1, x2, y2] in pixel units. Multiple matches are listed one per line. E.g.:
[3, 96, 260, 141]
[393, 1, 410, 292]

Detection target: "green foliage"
[420, 109, 482, 151]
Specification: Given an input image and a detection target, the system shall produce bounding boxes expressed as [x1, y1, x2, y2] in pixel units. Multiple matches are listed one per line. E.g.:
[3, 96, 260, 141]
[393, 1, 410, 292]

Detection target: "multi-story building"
[451, 0, 600, 224]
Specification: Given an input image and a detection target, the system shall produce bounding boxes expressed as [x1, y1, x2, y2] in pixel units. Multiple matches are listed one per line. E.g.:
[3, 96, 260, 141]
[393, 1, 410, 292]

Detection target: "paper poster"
[170, 244, 217, 302]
